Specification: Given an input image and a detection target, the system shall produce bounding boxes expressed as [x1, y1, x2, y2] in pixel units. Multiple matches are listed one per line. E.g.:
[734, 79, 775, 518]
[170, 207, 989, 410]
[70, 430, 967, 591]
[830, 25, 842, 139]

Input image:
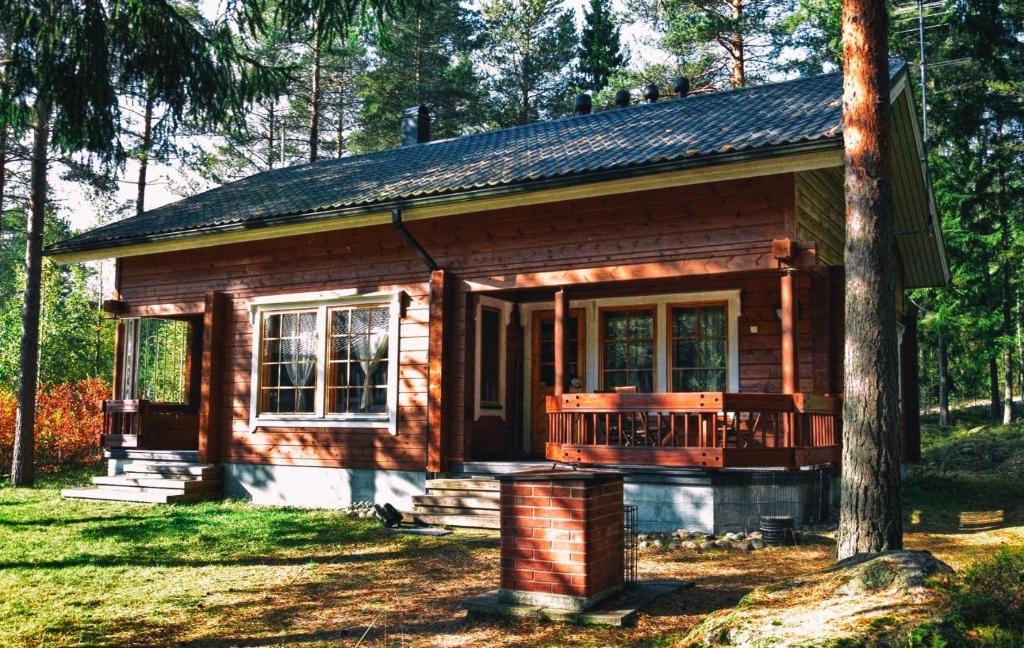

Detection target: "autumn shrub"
[0, 379, 108, 476]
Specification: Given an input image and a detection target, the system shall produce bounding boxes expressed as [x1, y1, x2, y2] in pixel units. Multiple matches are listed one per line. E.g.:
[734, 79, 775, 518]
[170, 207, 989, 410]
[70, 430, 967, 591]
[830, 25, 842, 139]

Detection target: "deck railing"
[101, 399, 150, 448]
[545, 392, 841, 469]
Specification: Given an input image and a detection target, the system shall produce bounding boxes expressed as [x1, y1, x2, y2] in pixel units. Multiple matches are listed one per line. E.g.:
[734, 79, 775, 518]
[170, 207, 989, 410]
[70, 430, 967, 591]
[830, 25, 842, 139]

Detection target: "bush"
[0, 379, 108, 476]
[956, 547, 1024, 634]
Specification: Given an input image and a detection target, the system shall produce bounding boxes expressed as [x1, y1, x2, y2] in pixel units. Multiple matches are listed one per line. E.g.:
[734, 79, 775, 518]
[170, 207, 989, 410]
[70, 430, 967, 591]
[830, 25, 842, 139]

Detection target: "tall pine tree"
[351, 0, 485, 151]
[576, 0, 628, 94]
[480, 0, 578, 126]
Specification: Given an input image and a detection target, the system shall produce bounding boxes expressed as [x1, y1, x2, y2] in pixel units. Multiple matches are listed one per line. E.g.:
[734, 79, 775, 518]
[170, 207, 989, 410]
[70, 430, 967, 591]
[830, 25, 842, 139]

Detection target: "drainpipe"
[392, 208, 438, 271]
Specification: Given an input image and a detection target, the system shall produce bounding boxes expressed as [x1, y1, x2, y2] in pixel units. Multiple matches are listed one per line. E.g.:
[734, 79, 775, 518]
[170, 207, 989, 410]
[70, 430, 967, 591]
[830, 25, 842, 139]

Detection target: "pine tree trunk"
[989, 357, 1001, 419]
[836, 0, 902, 561]
[335, 90, 344, 158]
[999, 165, 1014, 424]
[730, 0, 745, 88]
[136, 93, 154, 216]
[11, 97, 51, 486]
[267, 102, 276, 169]
[0, 123, 7, 238]
[937, 331, 949, 426]
[308, 28, 323, 164]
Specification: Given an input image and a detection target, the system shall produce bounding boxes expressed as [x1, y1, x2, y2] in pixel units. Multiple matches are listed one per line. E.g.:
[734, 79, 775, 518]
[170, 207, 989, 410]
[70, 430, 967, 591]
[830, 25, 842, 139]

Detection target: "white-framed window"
[248, 290, 401, 434]
[474, 295, 512, 420]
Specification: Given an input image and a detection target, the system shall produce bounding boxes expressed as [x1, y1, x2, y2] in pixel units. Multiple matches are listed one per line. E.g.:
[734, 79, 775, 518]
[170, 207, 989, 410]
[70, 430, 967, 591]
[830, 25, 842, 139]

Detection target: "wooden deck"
[545, 392, 841, 469]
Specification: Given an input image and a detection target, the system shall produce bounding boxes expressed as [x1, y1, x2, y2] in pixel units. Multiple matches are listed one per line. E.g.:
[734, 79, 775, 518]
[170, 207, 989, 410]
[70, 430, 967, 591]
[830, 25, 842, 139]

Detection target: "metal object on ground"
[760, 515, 797, 546]
[624, 504, 638, 585]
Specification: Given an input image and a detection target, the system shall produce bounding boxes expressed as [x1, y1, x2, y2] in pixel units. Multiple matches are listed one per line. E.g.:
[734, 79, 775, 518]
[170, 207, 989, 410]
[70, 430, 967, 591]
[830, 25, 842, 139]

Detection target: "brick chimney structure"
[497, 469, 624, 612]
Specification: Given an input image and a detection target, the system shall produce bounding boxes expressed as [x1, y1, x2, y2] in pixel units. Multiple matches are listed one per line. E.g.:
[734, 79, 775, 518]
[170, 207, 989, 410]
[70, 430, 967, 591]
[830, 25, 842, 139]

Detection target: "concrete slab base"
[462, 579, 693, 627]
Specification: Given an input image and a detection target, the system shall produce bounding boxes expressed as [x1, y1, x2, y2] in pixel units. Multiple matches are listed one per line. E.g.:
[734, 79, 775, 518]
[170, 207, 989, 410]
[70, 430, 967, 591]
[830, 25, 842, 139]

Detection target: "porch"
[456, 252, 851, 471]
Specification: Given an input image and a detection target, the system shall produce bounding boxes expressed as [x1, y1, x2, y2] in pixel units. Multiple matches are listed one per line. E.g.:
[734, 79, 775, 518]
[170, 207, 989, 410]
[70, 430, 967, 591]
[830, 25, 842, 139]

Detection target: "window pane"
[674, 340, 696, 368]
[673, 309, 697, 337]
[671, 304, 728, 392]
[699, 339, 727, 368]
[629, 313, 654, 338]
[702, 306, 726, 336]
[479, 307, 502, 405]
[604, 313, 628, 339]
[326, 305, 390, 415]
[605, 342, 628, 370]
[259, 310, 317, 414]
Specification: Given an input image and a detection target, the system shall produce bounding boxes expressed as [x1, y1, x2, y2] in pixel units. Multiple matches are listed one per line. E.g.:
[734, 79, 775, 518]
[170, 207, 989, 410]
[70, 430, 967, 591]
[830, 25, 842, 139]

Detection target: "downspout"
[392, 208, 438, 271]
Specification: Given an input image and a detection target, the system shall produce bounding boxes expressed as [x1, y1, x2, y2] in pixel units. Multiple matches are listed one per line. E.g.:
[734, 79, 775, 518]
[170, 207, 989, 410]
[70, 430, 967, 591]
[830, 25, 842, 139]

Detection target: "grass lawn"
[1, 414, 1022, 647]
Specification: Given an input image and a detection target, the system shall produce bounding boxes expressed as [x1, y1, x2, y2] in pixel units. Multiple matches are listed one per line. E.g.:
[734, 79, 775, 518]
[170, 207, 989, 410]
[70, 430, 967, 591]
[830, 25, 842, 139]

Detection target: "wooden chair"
[614, 386, 652, 446]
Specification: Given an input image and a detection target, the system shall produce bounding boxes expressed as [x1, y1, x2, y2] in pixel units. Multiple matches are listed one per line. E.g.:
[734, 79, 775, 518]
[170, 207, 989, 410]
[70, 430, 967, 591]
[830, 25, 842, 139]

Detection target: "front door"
[530, 309, 585, 457]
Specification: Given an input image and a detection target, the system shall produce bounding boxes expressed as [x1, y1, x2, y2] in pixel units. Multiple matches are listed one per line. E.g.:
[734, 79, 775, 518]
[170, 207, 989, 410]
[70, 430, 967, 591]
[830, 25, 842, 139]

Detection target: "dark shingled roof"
[51, 65, 894, 255]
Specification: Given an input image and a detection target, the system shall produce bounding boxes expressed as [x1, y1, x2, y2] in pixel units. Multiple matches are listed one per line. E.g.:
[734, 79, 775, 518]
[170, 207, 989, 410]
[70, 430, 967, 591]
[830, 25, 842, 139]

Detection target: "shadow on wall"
[223, 463, 427, 510]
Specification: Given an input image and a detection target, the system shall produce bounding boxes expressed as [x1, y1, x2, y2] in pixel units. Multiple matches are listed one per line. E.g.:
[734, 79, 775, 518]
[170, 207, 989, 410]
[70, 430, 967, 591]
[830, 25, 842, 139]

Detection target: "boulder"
[683, 551, 955, 647]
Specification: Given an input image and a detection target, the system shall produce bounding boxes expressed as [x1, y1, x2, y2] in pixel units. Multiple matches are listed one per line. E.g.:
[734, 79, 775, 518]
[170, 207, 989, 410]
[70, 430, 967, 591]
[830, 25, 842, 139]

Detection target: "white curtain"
[350, 308, 390, 412]
[282, 313, 317, 390]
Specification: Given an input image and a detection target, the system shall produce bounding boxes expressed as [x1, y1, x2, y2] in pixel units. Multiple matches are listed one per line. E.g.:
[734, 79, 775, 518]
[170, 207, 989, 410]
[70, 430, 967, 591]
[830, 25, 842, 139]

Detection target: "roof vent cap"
[673, 77, 690, 98]
[642, 83, 659, 103]
[574, 93, 592, 116]
[614, 89, 630, 108]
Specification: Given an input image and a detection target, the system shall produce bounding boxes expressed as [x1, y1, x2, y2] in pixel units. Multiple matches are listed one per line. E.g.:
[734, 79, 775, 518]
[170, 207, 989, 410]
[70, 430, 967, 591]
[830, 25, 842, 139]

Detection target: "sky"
[54, 0, 667, 233]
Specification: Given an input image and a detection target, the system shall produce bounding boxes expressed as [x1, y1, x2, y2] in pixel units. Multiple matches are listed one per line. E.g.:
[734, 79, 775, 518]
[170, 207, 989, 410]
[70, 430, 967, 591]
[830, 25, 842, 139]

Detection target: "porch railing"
[545, 392, 841, 469]
[101, 399, 150, 448]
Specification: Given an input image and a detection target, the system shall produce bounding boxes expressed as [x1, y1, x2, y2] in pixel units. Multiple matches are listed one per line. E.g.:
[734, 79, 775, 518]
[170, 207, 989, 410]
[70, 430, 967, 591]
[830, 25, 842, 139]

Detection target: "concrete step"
[422, 488, 501, 500]
[61, 487, 217, 504]
[122, 462, 220, 478]
[425, 478, 499, 492]
[412, 513, 501, 530]
[412, 495, 500, 510]
[105, 449, 200, 463]
[92, 475, 222, 493]
[413, 504, 501, 517]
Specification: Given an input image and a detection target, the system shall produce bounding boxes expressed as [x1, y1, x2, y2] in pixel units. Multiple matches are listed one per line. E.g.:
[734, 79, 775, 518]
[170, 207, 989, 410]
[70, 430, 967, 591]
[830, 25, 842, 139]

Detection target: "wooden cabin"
[52, 62, 947, 532]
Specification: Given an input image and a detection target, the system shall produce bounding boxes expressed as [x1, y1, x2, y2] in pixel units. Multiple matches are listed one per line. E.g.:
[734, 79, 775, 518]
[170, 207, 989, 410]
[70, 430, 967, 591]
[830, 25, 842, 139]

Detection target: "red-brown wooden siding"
[116, 172, 842, 471]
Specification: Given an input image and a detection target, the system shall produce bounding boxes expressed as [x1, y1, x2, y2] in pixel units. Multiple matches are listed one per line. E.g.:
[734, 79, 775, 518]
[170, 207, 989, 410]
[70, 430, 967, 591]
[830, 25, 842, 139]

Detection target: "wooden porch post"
[554, 288, 569, 397]
[900, 301, 921, 463]
[427, 269, 451, 473]
[781, 270, 799, 394]
[198, 291, 226, 464]
[112, 321, 125, 400]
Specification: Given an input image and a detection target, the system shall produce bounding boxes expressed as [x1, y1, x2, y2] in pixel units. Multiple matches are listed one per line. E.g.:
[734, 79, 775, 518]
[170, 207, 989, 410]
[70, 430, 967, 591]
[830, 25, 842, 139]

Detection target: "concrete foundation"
[222, 463, 427, 511]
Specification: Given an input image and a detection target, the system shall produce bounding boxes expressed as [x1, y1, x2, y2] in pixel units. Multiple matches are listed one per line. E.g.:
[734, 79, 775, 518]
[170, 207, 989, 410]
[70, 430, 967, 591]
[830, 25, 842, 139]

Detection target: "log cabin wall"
[116, 171, 843, 471]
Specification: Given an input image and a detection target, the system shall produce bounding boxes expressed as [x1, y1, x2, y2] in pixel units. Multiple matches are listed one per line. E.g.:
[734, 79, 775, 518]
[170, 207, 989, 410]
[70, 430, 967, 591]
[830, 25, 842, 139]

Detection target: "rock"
[733, 541, 753, 552]
[734, 532, 746, 540]
[751, 539, 765, 550]
[637, 533, 648, 542]
[748, 531, 762, 540]
[638, 541, 648, 550]
[651, 539, 664, 548]
[725, 532, 738, 541]
[674, 528, 689, 538]
[699, 541, 716, 551]
[683, 541, 700, 551]
[683, 551, 955, 647]
[714, 539, 733, 549]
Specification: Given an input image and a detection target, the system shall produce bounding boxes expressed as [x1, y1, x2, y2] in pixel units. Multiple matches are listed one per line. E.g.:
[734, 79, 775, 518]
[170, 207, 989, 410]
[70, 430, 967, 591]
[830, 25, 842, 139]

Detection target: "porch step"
[62, 456, 222, 505]
[422, 478, 501, 492]
[121, 462, 220, 478]
[91, 475, 223, 493]
[411, 477, 501, 530]
[60, 487, 218, 504]
[412, 513, 501, 530]
[105, 449, 200, 463]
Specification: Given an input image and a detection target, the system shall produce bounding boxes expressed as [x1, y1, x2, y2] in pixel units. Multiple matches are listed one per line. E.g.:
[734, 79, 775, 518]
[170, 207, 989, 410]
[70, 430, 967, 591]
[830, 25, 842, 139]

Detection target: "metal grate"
[623, 504, 638, 586]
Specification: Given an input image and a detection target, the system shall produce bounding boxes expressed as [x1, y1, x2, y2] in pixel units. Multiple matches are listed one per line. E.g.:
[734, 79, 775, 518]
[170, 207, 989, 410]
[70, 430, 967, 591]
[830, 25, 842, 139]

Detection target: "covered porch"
[454, 239, 851, 471]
